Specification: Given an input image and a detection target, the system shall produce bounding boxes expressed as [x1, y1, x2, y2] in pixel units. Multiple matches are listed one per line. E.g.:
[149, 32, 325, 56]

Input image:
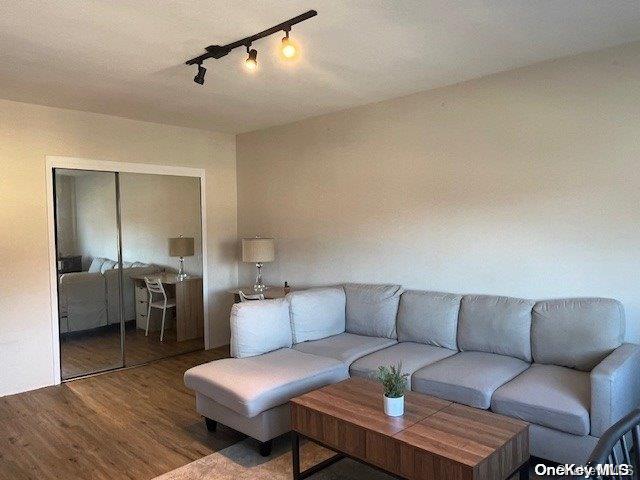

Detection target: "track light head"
[193, 64, 206, 85]
[245, 48, 258, 71]
[281, 30, 298, 59]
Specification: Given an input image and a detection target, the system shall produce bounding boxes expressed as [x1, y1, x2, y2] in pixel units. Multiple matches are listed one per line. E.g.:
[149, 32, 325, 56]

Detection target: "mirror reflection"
[55, 169, 204, 380]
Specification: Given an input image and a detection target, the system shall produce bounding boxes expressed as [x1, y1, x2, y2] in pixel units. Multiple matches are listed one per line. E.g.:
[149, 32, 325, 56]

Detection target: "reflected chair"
[238, 291, 265, 302]
[584, 408, 640, 479]
[144, 277, 176, 342]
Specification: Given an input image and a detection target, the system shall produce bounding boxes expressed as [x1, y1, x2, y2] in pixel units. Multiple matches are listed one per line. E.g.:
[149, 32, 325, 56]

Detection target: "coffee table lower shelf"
[291, 430, 530, 480]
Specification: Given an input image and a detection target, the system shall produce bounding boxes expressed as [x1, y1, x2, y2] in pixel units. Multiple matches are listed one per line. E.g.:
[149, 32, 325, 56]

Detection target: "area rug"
[154, 435, 392, 480]
[155, 434, 545, 480]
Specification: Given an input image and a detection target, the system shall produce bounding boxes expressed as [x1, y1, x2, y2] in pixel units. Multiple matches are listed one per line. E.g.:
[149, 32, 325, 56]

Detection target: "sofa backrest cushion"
[344, 283, 403, 339]
[287, 287, 346, 343]
[397, 290, 461, 349]
[458, 294, 535, 362]
[532, 298, 624, 371]
[88, 257, 106, 273]
[100, 259, 117, 273]
[230, 298, 292, 358]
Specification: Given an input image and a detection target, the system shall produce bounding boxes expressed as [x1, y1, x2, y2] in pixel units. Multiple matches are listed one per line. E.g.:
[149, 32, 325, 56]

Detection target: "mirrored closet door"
[118, 172, 204, 366]
[53, 168, 205, 380]
[55, 169, 124, 379]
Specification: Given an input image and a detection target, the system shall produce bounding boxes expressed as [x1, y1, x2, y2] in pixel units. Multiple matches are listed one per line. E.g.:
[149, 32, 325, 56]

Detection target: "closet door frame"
[45, 156, 208, 386]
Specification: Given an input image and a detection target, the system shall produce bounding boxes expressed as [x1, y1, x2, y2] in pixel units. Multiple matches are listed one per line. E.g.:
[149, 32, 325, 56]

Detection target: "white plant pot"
[383, 394, 404, 417]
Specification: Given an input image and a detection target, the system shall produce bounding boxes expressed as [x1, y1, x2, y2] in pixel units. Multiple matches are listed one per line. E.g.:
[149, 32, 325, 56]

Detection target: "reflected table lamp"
[169, 235, 195, 281]
[242, 236, 275, 293]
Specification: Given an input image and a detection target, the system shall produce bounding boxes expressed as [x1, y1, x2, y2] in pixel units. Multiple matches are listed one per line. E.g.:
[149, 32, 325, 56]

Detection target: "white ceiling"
[2, 1, 640, 134]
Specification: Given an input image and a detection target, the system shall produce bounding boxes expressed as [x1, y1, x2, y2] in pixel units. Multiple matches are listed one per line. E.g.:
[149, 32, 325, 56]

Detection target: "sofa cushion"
[293, 332, 396, 365]
[344, 283, 403, 339]
[397, 290, 461, 349]
[457, 295, 534, 362]
[349, 342, 457, 382]
[88, 257, 106, 273]
[230, 299, 292, 358]
[492, 364, 590, 436]
[287, 287, 346, 343]
[532, 298, 624, 371]
[412, 351, 530, 409]
[184, 348, 348, 417]
[100, 259, 117, 273]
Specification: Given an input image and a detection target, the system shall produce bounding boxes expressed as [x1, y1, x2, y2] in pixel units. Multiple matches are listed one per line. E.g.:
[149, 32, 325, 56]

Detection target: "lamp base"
[177, 256, 188, 281]
[253, 262, 266, 292]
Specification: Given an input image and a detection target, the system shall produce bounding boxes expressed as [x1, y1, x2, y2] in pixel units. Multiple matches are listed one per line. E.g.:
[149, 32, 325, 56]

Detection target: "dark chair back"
[585, 408, 640, 479]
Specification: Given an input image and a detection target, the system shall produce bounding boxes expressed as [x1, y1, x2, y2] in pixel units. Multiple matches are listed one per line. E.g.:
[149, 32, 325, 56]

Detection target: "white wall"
[54, 174, 78, 256]
[73, 171, 119, 261]
[237, 42, 640, 343]
[119, 173, 203, 275]
[0, 99, 237, 396]
[69, 172, 204, 275]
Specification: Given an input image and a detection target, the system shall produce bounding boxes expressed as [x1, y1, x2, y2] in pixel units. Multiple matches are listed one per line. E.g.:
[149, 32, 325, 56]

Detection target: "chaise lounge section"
[184, 283, 640, 463]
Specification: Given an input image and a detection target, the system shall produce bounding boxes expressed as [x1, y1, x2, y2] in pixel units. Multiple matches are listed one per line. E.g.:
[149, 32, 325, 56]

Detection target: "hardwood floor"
[60, 324, 204, 379]
[0, 347, 244, 480]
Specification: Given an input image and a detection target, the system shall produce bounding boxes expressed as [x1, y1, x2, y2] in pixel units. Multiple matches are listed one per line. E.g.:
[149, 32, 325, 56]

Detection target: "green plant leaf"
[376, 362, 408, 398]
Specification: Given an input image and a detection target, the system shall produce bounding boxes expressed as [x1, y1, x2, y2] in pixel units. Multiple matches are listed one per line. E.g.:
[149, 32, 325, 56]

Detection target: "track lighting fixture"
[186, 10, 317, 83]
[193, 64, 206, 85]
[280, 30, 297, 59]
[245, 46, 258, 71]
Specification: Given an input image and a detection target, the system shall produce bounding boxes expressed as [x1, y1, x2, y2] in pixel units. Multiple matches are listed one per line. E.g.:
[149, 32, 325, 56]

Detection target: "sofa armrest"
[590, 343, 640, 437]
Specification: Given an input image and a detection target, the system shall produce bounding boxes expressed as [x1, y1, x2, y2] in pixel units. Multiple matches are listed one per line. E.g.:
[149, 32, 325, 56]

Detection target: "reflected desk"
[130, 273, 203, 342]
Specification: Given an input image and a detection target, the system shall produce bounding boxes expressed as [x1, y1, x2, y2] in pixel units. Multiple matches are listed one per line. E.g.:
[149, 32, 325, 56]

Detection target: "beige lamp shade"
[169, 237, 195, 257]
[242, 237, 275, 263]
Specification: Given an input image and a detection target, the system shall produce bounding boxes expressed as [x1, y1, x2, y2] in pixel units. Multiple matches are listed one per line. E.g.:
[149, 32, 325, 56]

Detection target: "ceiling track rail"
[185, 10, 317, 66]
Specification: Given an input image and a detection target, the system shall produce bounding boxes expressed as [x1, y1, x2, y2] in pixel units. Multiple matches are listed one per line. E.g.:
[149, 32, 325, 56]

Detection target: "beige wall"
[237, 42, 640, 343]
[54, 174, 78, 256]
[73, 171, 119, 260]
[69, 172, 204, 275]
[0, 99, 237, 396]
[119, 173, 203, 275]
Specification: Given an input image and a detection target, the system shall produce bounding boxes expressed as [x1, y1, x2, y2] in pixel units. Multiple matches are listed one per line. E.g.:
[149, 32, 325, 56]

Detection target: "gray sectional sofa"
[184, 284, 640, 463]
[58, 257, 158, 333]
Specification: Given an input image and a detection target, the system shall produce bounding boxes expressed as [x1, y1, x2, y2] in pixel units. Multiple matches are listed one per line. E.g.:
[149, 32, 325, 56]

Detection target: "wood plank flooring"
[61, 325, 204, 379]
[2, 350, 551, 480]
[0, 347, 243, 480]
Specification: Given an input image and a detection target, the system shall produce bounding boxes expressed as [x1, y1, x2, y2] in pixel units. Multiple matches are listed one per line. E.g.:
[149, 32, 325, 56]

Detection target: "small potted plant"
[377, 363, 409, 417]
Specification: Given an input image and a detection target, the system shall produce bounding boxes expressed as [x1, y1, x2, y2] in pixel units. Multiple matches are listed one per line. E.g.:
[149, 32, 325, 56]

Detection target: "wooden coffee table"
[290, 377, 529, 480]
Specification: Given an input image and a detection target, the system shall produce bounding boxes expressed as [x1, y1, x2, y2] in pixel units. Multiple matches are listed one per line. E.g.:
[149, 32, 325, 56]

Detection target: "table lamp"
[242, 236, 275, 292]
[169, 235, 195, 281]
